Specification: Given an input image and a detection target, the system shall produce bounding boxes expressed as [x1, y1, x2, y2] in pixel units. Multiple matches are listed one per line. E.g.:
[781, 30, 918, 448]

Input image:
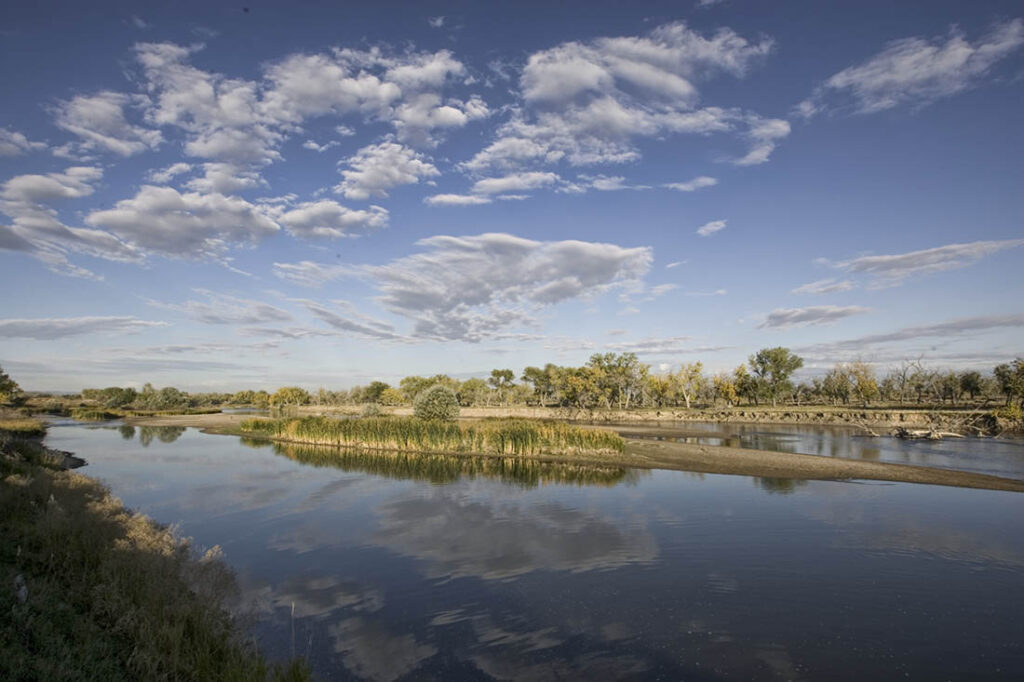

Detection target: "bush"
[361, 403, 382, 418]
[413, 385, 460, 421]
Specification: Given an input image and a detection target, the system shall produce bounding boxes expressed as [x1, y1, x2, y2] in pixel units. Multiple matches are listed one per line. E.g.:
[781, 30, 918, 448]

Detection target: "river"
[45, 422, 1024, 680]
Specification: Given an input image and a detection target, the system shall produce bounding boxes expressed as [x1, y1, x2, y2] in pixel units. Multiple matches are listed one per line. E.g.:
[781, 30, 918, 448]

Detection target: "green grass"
[1, 435, 309, 681]
[240, 416, 625, 456]
[0, 418, 46, 437]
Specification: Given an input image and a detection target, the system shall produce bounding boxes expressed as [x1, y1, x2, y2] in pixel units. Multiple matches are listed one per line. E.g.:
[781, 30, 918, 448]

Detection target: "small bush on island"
[240, 415, 624, 457]
[413, 384, 460, 421]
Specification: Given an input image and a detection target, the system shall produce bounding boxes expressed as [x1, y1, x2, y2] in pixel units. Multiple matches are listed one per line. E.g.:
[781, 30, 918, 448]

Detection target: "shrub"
[361, 403, 382, 418]
[413, 385, 460, 421]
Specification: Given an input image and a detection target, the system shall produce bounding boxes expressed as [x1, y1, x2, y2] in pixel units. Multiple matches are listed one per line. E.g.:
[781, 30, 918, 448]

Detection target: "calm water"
[617, 421, 1024, 479]
[46, 423, 1024, 681]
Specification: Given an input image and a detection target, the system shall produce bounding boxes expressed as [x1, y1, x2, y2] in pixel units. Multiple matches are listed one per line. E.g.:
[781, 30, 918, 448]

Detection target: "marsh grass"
[0, 418, 46, 437]
[241, 416, 625, 456]
[0, 437, 309, 681]
[69, 408, 120, 421]
[273, 442, 635, 488]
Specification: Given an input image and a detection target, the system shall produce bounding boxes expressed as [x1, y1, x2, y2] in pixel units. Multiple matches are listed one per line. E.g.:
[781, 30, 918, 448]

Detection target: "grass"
[240, 416, 625, 457]
[0, 418, 46, 437]
[270, 441, 635, 488]
[0, 433, 309, 681]
[69, 408, 120, 421]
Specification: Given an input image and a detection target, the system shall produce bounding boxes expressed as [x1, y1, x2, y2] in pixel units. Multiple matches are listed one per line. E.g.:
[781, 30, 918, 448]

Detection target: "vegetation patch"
[240, 416, 624, 456]
[70, 408, 120, 421]
[0, 435, 309, 681]
[0, 418, 46, 437]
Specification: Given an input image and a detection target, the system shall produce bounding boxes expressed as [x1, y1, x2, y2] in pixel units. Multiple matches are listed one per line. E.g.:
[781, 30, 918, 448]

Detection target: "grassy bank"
[0, 434, 309, 681]
[240, 416, 625, 456]
[0, 417, 46, 437]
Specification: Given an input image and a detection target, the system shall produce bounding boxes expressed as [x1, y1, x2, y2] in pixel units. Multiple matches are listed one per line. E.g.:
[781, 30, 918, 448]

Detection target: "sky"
[0, 0, 1022, 392]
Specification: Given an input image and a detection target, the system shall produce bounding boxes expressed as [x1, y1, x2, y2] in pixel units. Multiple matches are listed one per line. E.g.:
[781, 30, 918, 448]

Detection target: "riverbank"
[0, 430, 310, 680]
[125, 412, 1024, 493]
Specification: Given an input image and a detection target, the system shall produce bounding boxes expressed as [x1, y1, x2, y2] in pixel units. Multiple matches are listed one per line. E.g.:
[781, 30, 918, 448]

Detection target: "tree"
[363, 381, 390, 404]
[0, 364, 23, 405]
[712, 372, 738, 407]
[521, 365, 557, 406]
[994, 359, 1024, 407]
[734, 364, 759, 405]
[413, 384, 460, 421]
[488, 369, 515, 405]
[457, 378, 489, 407]
[672, 362, 706, 409]
[379, 388, 405, 406]
[748, 347, 803, 407]
[270, 386, 311, 407]
[959, 371, 983, 401]
[586, 352, 647, 409]
[848, 361, 878, 407]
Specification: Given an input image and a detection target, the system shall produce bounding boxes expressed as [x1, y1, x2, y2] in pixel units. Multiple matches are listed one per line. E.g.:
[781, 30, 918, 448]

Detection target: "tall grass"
[1, 435, 309, 681]
[70, 408, 120, 421]
[272, 442, 635, 488]
[240, 416, 625, 456]
[0, 418, 46, 437]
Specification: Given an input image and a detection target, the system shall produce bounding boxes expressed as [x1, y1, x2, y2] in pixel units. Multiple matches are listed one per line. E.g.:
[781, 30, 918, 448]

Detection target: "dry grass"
[241, 416, 625, 456]
[0, 437, 309, 681]
[0, 418, 46, 437]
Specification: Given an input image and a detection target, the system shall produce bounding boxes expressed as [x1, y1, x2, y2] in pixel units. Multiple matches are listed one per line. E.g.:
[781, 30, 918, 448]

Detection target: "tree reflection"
[138, 426, 186, 447]
[270, 442, 641, 488]
[118, 424, 135, 440]
[756, 477, 808, 494]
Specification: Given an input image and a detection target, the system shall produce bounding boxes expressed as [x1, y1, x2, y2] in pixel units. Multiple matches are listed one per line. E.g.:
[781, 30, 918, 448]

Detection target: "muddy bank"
[124, 412, 1024, 493]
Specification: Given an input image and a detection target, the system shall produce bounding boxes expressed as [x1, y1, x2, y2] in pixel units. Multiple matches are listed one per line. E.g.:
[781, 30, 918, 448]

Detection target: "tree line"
[4, 352, 1022, 413]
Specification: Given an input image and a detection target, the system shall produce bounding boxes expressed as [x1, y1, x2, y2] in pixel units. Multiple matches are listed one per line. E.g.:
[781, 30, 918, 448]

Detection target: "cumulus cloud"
[54, 91, 162, 156]
[147, 289, 293, 324]
[663, 176, 717, 192]
[826, 239, 1024, 288]
[696, 219, 726, 236]
[798, 19, 1024, 117]
[758, 305, 871, 329]
[146, 162, 192, 183]
[0, 128, 47, 156]
[0, 166, 141, 277]
[471, 171, 560, 195]
[335, 142, 439, 200]
[276, 232, 651, 341]
[275, 199, 388, 238]
[423, 194, 492, 206]
[791, 278, 856, 295]
[464, 22, 783, 172]
[0, 316, 168, 339]
[86, 185, 279, 258]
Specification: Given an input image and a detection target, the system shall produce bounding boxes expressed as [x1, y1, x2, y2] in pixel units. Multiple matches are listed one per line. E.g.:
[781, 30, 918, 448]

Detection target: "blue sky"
[1, 0, 1022, 391]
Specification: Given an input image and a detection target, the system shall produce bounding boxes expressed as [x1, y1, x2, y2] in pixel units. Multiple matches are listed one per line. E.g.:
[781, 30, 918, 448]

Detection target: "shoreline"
[123, 413, 1024, 493]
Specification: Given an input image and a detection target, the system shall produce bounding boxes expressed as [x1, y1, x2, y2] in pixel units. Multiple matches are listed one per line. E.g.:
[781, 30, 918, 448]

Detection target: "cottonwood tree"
[0, 364, 23, 405]
[848, 361, 879, 407]
[749, 347, 803, 407]
[673, 362, 706, 409]
[270, 386, 311, 407]
[712, 372, 739, 407]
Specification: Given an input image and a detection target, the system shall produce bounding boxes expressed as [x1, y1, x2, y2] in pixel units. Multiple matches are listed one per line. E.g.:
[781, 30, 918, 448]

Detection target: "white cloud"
[276, 199, 388, 238]
[464, 22, 781, 172]
[86, 185, 279, 258]
[54, 91, 162, 157]
[0, 128, 47, 156]
[183, 162, 266, 193]
[335, 142, 439, 200]
[827, 239, 1024, 288]
[663, 176, 717, 192]
[798, 313, 1024, 355]
[302, 139, 340, 152]
[734, 115, 790, 165]
[146, 162, 192, 183]
[148, 289, 293, 324]
[758, 305, 871, 329]
[791, 278, 855, 295]
[799, 19, 1024, 116]
[0, 316, 168, 339]
[428, 16, 445, 29]
[665, 260, 685, 269]
[696, 219, 726, 236]
[297, 299, 409, 342]
[684, 288, 727, 297]
[276, 232, 652, 341]
[606, 336, 729, 354]
[424, 194, 493, 206]
[471, 171, 560, 195]
[272, 260, 351, 287]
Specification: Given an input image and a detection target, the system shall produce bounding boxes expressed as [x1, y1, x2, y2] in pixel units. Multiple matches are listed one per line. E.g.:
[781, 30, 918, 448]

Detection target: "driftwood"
[892, 426, 965, 440]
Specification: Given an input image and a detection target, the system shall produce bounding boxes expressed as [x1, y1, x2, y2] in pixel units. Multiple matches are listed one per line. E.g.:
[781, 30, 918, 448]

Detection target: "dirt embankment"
[124, 412, 1024, 493]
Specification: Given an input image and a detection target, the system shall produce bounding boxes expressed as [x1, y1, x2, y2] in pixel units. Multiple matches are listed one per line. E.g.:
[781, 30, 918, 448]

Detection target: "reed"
[240, 416, 625, 456]
[0, 418, 46, 437]
[70, 408, 120, 421]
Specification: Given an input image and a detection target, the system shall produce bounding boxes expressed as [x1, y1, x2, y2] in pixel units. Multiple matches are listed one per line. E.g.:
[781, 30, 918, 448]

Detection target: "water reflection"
[755, 477, 809, 494]
[268, 441, 643, 488]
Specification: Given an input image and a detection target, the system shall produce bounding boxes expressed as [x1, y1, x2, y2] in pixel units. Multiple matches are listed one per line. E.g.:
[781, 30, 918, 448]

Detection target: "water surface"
[45, 423, 1024, 680]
